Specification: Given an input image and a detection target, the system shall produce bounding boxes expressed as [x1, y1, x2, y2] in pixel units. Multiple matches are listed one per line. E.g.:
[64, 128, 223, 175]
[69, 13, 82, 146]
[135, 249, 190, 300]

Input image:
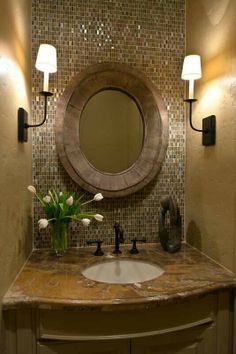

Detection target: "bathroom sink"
[81, 259, 164, 284]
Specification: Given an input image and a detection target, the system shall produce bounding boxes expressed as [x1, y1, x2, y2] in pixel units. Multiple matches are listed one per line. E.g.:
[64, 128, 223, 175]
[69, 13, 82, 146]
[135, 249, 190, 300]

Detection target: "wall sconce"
[18, 44, 57, 142]
[181, 54, 216, 146]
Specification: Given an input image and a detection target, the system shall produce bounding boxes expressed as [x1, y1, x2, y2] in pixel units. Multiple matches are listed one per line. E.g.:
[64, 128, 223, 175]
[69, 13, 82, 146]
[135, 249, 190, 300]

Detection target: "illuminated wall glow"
[0, 56, 9, 74]
[199, 81, 222, 109]
[0, 54, 27, 102]
[197, 74, 236, 116]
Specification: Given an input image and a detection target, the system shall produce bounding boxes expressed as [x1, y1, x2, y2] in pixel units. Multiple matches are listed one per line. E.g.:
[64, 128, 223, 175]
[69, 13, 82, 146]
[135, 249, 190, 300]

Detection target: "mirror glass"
[79, 89, 144, 173]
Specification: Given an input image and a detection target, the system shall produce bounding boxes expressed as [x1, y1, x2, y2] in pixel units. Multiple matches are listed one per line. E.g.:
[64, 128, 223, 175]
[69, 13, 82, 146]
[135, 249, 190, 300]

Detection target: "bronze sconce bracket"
[184, 98, 216, 146]
[18, 91, 53, 142]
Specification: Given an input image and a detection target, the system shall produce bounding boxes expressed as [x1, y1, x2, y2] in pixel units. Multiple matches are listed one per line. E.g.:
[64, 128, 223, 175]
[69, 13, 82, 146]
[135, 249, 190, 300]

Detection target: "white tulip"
[27, 185, 36, 195]
[81, 218, 91, 227]
[93, 193, 103, 201]
[38, 218, 49, 229]
[66, 196, 73, 206]
[94, 214, 104, 222]
[43, 195, 51, 203]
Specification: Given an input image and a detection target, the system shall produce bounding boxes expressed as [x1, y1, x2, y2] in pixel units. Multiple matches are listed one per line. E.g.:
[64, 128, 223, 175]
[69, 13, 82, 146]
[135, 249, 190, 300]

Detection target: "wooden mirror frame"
[55, 63, 169, 198]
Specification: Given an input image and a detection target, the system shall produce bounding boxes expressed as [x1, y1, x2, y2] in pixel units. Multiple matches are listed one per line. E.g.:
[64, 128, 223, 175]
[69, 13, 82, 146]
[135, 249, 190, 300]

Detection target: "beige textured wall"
[185, 0, 236, 272]
[0, 0, 32, 350]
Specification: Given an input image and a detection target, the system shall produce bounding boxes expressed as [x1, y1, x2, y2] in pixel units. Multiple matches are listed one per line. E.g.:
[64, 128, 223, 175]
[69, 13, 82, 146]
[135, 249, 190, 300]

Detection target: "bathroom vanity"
[3, 244, 236, 354]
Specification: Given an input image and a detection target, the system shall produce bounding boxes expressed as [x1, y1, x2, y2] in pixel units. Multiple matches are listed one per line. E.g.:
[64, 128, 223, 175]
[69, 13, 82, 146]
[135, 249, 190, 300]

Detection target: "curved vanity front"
[3, 244, 236, 354]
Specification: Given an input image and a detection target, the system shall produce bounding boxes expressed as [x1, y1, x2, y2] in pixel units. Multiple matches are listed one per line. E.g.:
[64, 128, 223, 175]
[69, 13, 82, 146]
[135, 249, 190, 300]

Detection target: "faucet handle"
[129, 238, 146, 254]
[86, 240, 104, 256]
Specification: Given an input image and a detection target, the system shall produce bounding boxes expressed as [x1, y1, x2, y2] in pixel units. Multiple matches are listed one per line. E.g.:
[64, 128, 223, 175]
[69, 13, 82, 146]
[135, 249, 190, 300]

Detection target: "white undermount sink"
[81, 259, 164, 284]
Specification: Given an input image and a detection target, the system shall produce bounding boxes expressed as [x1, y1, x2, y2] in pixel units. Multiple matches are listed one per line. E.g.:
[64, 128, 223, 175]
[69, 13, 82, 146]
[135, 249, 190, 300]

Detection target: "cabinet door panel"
[131, 325, 215, 354]
[37, 339, 130, 354]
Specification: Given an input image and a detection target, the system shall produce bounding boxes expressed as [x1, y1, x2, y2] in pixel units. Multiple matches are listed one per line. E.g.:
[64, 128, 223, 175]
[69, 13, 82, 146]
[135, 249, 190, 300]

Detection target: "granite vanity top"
[3, 243, 236, 311]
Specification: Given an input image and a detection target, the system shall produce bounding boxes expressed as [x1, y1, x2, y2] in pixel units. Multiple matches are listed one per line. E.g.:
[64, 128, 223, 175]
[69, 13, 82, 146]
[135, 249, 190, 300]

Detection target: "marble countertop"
[3, 243, 236, 311]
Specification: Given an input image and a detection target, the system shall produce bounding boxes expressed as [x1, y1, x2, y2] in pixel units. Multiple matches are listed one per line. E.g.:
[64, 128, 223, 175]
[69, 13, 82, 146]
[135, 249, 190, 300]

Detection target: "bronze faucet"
[113, 222, 124, 254]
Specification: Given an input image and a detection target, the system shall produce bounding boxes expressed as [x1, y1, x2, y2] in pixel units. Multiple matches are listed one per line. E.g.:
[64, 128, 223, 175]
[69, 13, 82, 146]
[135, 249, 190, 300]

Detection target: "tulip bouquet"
[28, 185, 104, 255]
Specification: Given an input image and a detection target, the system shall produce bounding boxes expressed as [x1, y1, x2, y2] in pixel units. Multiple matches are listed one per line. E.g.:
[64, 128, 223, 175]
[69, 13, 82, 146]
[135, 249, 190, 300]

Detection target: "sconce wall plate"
[18, 108, 28, 142]
[202, 115, 216, 146]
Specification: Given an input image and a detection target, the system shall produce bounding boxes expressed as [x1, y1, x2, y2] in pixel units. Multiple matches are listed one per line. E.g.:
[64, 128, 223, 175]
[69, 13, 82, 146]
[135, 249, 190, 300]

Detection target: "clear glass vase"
[51, 220, 70, 256]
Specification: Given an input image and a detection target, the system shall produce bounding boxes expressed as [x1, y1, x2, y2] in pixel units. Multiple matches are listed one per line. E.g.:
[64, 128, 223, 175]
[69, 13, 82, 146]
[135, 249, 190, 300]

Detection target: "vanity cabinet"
[4, 291, 233, 354]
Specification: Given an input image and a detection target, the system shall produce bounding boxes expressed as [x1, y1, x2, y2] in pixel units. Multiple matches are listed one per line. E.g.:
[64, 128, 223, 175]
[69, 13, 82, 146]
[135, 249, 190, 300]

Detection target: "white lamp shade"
[181, 55, 202, 80]
[35, 44, 57, 73]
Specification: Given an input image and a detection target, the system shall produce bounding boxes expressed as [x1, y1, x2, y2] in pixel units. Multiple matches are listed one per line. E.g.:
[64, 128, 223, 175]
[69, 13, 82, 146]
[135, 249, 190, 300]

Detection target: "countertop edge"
[3, 282, 236, 312]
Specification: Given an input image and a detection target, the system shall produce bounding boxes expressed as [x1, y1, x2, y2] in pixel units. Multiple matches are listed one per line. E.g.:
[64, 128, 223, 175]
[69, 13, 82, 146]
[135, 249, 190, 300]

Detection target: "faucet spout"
[113, 222, 124, 254]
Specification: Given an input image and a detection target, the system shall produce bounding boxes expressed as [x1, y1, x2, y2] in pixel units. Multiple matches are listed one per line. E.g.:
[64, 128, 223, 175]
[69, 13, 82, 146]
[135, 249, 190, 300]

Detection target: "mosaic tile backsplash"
[32, 0, 185, 248]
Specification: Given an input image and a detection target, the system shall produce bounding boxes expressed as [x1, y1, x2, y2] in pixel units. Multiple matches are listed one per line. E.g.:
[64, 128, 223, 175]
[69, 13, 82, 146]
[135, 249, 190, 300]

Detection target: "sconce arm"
[184, 98, 207, 133]
[26, 91, 53, 128]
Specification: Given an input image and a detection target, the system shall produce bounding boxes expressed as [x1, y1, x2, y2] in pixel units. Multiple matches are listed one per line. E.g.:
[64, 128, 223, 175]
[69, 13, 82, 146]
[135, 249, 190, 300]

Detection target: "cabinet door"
[37, 339, 130, 354]
[131, 324, 215, 354]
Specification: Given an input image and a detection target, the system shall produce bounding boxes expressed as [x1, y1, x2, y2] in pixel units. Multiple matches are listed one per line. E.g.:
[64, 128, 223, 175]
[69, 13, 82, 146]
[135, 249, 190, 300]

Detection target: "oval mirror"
[80, 89, 144, 174]
[56, 63, 168, 198]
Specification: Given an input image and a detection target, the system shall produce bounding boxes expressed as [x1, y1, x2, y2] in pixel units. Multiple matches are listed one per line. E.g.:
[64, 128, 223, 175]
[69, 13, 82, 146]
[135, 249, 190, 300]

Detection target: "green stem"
[48, 190, 57, 207]
[63, 213, 95, 221]
[35, 193, 46, 208]
[81, 199, 94, 206]
[48, 218, 56, 222]
[51, 220, 70, 256]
